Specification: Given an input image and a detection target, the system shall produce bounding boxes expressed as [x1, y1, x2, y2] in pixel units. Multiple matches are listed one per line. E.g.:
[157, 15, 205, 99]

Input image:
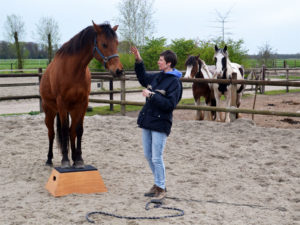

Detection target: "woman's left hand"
[142, 89, 152, 98]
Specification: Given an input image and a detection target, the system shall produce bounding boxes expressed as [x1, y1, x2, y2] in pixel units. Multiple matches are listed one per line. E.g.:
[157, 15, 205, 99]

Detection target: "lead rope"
[86, 196, 287, 223]
[85, 200, 184, 223]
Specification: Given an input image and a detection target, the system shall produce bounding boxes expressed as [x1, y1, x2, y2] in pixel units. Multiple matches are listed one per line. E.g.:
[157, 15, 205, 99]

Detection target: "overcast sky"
[1, 0, 300, 54]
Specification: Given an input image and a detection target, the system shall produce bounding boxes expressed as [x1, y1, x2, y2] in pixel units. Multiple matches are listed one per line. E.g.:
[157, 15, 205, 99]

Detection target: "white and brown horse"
[213, 45, 245, 122]
[184, 55, 216, 120]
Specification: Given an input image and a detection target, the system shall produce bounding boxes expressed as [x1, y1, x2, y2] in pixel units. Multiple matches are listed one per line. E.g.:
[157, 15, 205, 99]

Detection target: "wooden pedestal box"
[45, 165, 107, 197]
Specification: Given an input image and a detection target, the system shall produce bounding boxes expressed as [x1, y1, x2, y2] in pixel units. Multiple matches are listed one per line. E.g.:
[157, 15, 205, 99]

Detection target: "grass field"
[0, 59, 49, 70]
[1, 58, 300, 72]
[246, 58, 300, 68]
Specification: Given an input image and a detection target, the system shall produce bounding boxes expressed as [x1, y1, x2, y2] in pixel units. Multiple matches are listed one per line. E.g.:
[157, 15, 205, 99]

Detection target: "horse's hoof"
[74, 160, 85, 169]
[61, 160, 71, 168]
[45, 161, 53, 167]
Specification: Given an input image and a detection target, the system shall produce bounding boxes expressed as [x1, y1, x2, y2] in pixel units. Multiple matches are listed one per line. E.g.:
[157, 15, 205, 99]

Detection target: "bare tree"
[36, 17, 60, 64]
[116, 0, 155, 47]
[4, 14, 25, 69]
[258, 42, 276, 67]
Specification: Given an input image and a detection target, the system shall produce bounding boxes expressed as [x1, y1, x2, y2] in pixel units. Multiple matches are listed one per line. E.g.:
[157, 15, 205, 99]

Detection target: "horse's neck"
[199, 60, 213, 89]
[225, 58, 234, 77]
[70, 46, 94, 71]
[200, 60, 213, 79]
[81, 47, 94, 67]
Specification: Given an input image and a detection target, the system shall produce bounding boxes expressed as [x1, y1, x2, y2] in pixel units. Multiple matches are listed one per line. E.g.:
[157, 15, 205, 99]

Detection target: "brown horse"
[40, 22, 123, 168]
[184, 55, 216, 120]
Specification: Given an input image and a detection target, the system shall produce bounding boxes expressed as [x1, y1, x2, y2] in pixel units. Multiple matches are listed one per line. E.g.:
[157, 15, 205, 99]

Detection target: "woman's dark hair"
[160, 50, 177, 68]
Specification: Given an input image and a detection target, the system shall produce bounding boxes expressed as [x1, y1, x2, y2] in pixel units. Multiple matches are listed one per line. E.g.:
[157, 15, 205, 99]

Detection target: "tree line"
[2, 14, 60, 69]
[0, 41, 56, 59]
[3, 0, 298, 71]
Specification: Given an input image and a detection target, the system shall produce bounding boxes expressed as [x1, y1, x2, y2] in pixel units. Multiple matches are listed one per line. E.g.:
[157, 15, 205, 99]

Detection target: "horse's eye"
[102, 43, 108, 48]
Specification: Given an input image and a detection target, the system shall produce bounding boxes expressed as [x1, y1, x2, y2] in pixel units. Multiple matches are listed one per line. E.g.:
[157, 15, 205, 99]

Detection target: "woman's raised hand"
[130, 46, 142, 62]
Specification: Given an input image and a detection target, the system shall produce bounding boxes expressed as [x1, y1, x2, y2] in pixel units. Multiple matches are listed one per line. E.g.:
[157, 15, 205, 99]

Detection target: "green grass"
[85, 104, 142, 116]
[0, 59, 48, 70]
[0, 105, 143, 117]
[0, 111, 40, 117]
[262, 88, 300, 95]
[267, 75, 300, 80]
[244, 58, 300, 68]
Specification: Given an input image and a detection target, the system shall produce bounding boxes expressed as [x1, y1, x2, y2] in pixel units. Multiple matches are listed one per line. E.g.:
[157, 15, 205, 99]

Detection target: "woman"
[131, 46, 182, 201]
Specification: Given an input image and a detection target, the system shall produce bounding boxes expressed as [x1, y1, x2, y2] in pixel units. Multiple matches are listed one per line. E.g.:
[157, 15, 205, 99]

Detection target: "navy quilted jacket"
[135, 61, 182, 136]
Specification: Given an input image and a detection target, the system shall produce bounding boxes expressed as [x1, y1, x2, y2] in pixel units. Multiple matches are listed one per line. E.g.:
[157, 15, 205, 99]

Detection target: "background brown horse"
[40, 22, 123, 168]
[184, 55, 216, 120]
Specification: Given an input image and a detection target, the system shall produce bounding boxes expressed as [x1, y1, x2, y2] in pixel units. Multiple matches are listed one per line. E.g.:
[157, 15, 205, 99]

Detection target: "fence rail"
[1, 68, 300, 120]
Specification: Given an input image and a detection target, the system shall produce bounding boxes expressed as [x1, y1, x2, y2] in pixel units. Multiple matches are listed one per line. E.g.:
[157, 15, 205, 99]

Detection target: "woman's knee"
[152, 157, 163, 165]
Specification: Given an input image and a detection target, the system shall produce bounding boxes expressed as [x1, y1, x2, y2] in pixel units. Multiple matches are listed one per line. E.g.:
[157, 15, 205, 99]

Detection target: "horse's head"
[214, 45, 228, 79]
[184, 55, 202, 78]
[92, 21, 123, 77]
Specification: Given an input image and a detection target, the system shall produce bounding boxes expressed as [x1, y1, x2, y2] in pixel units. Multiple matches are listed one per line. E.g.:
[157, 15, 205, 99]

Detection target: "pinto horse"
[184, 55, 216, 120]
[40, 22, 123, 168]
[213, 45, 245, 122]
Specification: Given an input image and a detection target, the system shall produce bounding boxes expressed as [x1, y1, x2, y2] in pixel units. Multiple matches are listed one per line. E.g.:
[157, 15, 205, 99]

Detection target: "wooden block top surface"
[55, 165, 98, 173]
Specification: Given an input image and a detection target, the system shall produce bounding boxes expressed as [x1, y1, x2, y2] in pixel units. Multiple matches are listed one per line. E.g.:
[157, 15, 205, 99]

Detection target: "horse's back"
[230, 63, 244, 79]
[207, 65, 216, 76]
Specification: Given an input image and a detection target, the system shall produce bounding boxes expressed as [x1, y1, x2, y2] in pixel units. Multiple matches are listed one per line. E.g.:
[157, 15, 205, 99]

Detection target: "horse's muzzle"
[115, 69, 124, 77]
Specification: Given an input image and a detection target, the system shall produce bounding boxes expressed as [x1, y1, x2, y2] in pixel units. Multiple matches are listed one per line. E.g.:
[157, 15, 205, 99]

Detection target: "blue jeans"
[142, 128, 167, 189]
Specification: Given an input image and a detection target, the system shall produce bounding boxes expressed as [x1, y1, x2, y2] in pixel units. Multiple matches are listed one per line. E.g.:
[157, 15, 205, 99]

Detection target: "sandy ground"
[0, 114, 299, 225]
[0, 78, 300, 224]
[171, 92, 300, 129]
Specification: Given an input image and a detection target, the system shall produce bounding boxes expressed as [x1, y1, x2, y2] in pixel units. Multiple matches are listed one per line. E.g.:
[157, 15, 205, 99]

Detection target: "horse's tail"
[56, 113, 69, 153]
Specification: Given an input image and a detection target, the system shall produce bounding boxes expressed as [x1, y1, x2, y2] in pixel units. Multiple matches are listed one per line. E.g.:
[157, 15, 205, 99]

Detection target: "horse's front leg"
[204, 97, 212, 121]
[58, 111, 71, 168]
[236, 92, 243, 118]
[213, 85, 222, 122]
[70, 107, 86, 168]
[224, 90, 231, 123]
[195, 98, 203, 120]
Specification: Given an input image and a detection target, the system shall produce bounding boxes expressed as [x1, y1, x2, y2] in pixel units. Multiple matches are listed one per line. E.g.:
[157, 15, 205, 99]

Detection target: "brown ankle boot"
[152, 187, 166, 201]
[144, 185, 157, 197]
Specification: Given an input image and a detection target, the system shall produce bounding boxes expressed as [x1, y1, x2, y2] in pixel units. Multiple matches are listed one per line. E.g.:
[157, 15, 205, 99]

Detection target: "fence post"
[38, 68, 43, 113]
[120, 75, 126, 116]
[109, 79, 114, 111]
[229, 72, 237, 122]
[283, 60, 287, 68]
[286, 68, 289, 93]
[261, 65, 266, 94]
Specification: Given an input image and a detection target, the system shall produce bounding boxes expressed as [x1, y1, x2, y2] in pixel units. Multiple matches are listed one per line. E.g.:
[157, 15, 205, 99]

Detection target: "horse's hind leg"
[236, 92, 242, 118]
[195, 98, 203, 120]
[70, 109, 86, 168]
[44, 106, 56, 166]
[57, 111, 71, 168]
[204, 96, 212, 121]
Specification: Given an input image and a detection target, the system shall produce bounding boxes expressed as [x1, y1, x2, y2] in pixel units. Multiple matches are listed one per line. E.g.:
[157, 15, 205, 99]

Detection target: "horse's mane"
[56, 23, 117, 56]
[185, 56, 198, 67]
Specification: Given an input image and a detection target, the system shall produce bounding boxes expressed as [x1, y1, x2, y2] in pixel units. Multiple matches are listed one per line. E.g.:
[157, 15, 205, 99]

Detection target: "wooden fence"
[0, 68, 300, 120]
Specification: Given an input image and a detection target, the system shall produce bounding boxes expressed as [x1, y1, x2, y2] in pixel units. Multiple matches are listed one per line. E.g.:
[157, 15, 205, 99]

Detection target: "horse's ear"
[92, 20, 101, 33]
[223, 45, 227, 52]
[196, 54, 200, 59]
[112, 25, 119, 31]
[215, 45, 219, 51]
